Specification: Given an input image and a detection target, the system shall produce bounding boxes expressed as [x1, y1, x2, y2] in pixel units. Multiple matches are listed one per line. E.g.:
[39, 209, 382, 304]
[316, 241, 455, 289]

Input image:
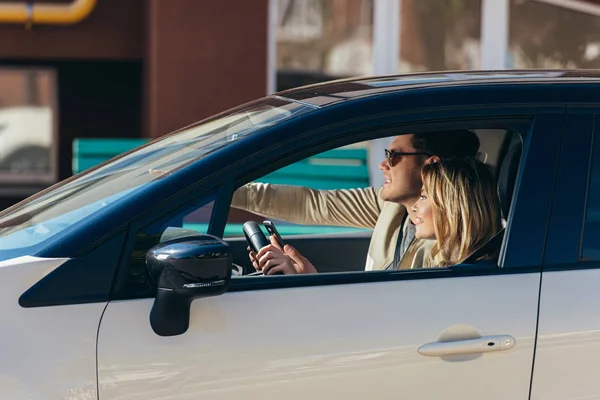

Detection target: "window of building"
[509, 0, 600, 69]
[398, 0, 482, 72]
[275, 0, 374, 91]
[0, 67, 58, 189]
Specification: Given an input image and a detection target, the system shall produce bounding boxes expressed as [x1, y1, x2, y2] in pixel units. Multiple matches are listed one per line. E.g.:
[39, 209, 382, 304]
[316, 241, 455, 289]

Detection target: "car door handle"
[418, 335, 516, 357]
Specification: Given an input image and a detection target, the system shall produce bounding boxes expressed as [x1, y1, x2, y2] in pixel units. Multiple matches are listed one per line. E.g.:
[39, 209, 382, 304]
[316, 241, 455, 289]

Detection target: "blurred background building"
[1, 0, 600, 209]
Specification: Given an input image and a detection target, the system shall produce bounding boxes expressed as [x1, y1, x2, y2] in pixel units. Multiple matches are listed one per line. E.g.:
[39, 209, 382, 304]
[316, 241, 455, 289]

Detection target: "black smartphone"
[263, 220, 285, 248]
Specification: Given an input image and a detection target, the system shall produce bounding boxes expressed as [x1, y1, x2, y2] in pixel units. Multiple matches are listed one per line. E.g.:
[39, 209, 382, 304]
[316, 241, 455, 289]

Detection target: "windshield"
[0, 97, 311, 261]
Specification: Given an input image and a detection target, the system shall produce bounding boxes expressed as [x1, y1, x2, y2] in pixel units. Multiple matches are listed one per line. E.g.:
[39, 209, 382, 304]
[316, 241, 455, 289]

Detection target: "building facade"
[2, 0, 600, 209]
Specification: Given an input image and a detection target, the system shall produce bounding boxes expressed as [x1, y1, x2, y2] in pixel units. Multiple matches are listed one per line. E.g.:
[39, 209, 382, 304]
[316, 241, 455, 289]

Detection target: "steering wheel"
[242, 221, 282, 276]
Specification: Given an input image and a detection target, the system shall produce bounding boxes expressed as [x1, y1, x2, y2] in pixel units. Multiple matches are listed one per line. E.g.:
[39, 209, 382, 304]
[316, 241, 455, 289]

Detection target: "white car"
[1, 70, 599, 399]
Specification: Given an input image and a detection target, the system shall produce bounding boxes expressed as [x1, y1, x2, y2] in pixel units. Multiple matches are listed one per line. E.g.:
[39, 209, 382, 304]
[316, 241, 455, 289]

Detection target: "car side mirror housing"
[147, 234, 232, 336]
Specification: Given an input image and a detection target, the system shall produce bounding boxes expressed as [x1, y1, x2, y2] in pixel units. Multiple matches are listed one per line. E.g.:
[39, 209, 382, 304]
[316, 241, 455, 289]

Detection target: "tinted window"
[0, 97, 312, 261]
[582, 132, 600, 260]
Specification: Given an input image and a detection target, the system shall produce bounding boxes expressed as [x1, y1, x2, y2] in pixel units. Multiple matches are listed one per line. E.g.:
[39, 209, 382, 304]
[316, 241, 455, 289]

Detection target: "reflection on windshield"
[0, 97, 311, 260]
[0, 186, 139, 250]
[361, 71, 565, 88]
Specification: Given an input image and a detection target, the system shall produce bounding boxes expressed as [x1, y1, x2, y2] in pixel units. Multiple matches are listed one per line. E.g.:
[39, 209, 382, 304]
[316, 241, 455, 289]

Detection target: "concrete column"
[481, 0, 509, 69]
[267, 0, 278, 94]
[373, 0, 400, 75]
[369, 0, 400, 187]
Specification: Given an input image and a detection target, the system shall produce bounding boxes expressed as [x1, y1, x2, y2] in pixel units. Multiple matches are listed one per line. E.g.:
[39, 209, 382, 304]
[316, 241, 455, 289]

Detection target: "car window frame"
[229, 116, 562, 270]
[226, 116, 559, 274]
[110, 107, 565, 301]
[544, 107, 598, 269]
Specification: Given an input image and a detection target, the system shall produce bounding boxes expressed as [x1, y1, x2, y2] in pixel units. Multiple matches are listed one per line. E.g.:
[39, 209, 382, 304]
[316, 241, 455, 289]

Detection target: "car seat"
[463, 132, 522, 264]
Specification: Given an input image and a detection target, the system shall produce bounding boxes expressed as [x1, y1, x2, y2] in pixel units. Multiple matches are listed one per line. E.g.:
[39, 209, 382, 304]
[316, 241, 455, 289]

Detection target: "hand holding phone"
[263, 220, 285, 248]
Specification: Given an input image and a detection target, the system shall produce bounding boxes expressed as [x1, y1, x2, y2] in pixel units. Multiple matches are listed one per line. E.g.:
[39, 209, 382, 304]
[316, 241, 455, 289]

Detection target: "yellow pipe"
[0, 0, 97, 25]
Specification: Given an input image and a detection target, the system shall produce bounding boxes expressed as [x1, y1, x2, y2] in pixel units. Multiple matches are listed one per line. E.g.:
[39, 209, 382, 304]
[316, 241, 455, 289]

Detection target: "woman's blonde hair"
[421, 158, 501, 267]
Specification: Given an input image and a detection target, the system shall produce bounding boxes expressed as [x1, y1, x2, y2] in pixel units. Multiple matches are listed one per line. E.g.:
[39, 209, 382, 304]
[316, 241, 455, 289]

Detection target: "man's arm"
[231, 182, 383, 229]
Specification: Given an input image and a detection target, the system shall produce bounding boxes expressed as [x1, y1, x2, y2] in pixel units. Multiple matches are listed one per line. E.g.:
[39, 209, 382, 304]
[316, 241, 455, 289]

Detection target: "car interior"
[121, 128, 524, 296]
[222, 129, 523, 275]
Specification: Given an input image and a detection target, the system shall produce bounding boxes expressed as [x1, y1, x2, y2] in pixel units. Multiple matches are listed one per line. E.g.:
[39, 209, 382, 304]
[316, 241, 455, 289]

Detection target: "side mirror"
[147, 234, 232, 336]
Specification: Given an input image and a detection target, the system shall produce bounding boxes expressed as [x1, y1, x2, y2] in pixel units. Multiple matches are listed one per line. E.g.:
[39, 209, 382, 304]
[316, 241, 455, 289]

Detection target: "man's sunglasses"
[384, 149, 432, 166]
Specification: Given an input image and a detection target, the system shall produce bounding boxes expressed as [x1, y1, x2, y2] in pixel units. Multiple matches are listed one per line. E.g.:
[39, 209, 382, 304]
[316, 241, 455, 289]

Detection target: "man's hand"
[248, 235, 317, 275]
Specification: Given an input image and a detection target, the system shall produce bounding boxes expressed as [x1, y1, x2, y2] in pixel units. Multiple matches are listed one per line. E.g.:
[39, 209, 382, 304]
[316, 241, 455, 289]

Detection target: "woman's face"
[411, 189, 436, 240]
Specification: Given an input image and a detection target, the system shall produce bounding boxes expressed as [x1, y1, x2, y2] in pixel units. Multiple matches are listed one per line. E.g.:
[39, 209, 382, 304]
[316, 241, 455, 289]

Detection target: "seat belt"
[387, 213, 411, 270]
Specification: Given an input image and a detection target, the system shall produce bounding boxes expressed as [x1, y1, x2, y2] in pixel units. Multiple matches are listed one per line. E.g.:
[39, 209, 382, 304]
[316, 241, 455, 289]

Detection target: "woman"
[252, 157, 501, 273]
[411, 157, 502, 267]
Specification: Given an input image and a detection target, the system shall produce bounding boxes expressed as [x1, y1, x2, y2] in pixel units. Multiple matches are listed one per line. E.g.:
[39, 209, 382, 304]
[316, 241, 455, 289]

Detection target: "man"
[231, 130, 480, 273]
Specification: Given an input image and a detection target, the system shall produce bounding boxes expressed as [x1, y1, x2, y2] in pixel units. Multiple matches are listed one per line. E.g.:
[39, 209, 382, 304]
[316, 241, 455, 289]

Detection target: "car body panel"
[0, 256, 102, 399]
[531, 269, 600, 400]
[98, 273, 539, 400]
[530, 109, 600, 398]
[95, 108, 562, 399]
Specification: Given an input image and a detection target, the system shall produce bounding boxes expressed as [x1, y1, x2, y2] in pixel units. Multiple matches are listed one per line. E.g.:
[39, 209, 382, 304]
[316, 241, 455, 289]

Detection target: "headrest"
[497, 135, 522, 220]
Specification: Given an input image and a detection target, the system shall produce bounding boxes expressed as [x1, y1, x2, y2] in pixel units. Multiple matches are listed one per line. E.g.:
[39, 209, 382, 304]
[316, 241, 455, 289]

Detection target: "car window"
[582, 131, 600, 260]
[117, 128, 523, 299]
[225, 129, 513, 240]
[224, 141, 374, 239]
[0, 97, 312, 262]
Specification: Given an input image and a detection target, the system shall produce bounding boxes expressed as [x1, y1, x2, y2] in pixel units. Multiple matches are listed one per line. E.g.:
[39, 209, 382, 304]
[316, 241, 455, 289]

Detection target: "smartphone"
[263, 220, 285, 248]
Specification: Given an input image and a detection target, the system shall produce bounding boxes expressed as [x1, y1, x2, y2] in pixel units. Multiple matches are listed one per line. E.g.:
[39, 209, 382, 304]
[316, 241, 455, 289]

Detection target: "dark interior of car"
[121, 129, 524, 298]
[225, 129, 523, 275]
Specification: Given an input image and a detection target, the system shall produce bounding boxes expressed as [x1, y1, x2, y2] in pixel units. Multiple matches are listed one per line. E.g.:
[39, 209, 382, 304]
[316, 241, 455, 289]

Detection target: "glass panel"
[0, 68, 57, 184]
[399, 0, 482, 72]
[0, 98, 313, 261]
[509, 0, 600, 69]
[276, 0, 374, 91]
[582, 130, 600, 260]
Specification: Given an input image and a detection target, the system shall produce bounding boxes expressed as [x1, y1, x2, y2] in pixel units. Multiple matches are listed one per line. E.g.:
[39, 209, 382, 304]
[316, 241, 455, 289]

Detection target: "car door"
[96, 113, 563, 400]
[530, 109, 600, 399]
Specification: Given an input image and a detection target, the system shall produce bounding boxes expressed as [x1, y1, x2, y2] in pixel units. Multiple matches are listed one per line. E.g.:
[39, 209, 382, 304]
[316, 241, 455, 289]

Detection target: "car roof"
[277, 69, 600, 107]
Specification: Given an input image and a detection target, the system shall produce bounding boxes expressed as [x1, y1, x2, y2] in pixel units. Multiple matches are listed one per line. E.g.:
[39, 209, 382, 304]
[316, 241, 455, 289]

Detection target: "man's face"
[378, 134, 426, 206]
